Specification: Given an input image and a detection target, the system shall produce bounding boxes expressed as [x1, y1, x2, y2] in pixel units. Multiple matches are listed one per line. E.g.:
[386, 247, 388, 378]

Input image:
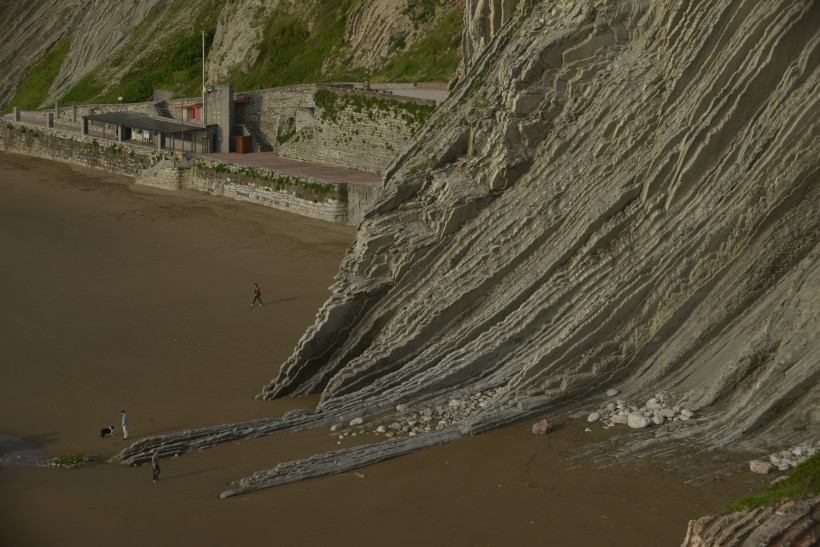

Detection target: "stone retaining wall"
[187, 157, 350, 223]
[1, 119, 378, 226]
[137, 159, 184, 190]
[233, 85, 316, 152]
[278, 88, 435, 175]
[1, 120, 158, 175]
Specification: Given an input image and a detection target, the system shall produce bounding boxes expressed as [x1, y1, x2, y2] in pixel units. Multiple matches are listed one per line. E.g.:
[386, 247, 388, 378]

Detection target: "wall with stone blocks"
[347, 183, 381, 227]
[229, 86, 432, 175]
[1, 121, 157, 176]
[278, 90, 433, 175]
[136, 160, 183, 190]
[1, 121, 374, 226]
[186, 161, 348, 224]
[233, 85, 316, 152]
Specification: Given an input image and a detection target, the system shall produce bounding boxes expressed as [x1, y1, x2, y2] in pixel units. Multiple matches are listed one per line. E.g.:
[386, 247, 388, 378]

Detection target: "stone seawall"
[1, 120, 157, 175]
[186, 157, 350, 224]
[1, 120, 378, 225]
[137, 159, 184, 190]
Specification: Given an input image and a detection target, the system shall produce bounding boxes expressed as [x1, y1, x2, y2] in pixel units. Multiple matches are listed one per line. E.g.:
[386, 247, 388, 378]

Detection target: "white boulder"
[627, 412, 651, 429]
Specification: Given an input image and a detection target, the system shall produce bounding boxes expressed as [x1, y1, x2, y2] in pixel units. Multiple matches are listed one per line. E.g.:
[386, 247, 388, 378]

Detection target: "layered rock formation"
[0, 0, 167, 107]
[682, 496, 820, 547]
[114, 0, 818, 500]
[261, 0, 819, 448]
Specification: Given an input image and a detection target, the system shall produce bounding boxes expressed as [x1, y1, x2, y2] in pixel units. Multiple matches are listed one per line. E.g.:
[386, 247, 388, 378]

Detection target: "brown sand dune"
[0, 152, 767, 546]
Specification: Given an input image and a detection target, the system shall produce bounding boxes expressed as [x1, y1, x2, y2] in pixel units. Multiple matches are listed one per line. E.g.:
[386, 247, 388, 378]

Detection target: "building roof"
[85, 111, 208, 134]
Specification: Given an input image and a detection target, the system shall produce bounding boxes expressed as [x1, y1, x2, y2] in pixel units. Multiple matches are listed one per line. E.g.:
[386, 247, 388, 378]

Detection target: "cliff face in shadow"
[260, 0, 819, 453]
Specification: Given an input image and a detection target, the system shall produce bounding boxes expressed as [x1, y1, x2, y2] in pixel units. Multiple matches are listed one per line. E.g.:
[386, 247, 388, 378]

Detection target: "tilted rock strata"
[114, 0, 818, 494]
[0, 1, 158, 107]
[260, 0, 819, 455]
[682, 496, 820, 547]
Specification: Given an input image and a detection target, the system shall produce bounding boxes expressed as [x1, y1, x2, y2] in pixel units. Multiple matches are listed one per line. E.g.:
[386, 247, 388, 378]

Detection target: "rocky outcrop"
[338, 0, 462, 74]
[682, 496, 820, 547]
[114, 0, 818, 495]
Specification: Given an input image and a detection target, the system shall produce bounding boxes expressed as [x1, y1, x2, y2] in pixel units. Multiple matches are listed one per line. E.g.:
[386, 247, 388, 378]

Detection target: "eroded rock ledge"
[682, 496, 820, 547]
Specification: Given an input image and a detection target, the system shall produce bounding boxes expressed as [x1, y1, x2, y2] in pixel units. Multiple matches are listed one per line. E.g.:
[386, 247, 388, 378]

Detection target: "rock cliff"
[113, 0, 818, 501]
[260, 0, 819, 451]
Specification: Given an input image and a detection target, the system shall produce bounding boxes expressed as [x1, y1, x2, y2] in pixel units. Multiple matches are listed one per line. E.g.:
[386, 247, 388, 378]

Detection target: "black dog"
[100, 425, 115, 438]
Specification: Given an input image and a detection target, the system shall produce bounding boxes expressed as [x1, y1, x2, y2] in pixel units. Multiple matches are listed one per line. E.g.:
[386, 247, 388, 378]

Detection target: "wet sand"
[0, 152, 770, 546]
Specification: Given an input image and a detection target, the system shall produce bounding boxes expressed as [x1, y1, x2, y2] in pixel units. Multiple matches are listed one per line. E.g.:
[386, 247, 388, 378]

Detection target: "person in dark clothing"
[252, 283, 262, 307]
[151, 449, 160, 482]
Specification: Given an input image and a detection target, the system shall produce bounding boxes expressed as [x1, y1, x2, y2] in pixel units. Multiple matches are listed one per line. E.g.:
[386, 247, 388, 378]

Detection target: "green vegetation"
[403, 0, 439, 29]
[314, 88, 435, 133]
[52, 454, 93, 466]
[277, 116, 296, 144]
[60, 66, 108, 105]
[12, 0, 462, 110]
[62, 0, 222, 104]
[277, 130, 296, 144]
[230, 0, 360, 91]
[728, 454, 820, 512]
[374, 8, 463, 83]
[4, 38, 70, 111]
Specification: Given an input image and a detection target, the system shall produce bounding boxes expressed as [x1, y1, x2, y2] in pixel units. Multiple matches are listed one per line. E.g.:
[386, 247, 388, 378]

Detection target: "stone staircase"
[154, 103, 173, 119]
[236, 123, 273, 152]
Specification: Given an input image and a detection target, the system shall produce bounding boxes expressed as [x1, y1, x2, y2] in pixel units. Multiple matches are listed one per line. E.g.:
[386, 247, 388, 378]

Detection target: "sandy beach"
[0, 151, 770, 546]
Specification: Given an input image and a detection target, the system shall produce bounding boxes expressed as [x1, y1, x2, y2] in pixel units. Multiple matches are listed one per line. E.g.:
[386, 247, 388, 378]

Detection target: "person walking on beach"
[151, 449, 161, 482]
[121, 410, 129, 439]
[251, 283, 262, 307]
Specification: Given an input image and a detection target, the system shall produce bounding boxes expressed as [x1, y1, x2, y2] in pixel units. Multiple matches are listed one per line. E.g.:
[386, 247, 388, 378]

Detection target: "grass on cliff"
[4, 38, 70, 111]
[373, 8, 463, 83]
[229, 0, 359, 91]
[727, 453, 820, 512]
[231, 1, 463, 90]
[62, 0, 222, 104]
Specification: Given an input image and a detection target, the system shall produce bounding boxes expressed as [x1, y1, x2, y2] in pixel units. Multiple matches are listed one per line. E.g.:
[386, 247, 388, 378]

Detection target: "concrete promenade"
[204, 152, 381, 186]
